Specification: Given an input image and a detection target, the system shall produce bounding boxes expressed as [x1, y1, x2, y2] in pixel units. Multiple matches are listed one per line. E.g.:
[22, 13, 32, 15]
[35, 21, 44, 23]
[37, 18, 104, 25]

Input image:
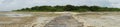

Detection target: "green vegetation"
[14, 5, 120, 12]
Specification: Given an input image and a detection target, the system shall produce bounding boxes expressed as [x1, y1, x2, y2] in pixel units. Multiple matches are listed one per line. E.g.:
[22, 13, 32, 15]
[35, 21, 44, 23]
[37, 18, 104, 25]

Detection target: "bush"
[14, 5, 120, 12]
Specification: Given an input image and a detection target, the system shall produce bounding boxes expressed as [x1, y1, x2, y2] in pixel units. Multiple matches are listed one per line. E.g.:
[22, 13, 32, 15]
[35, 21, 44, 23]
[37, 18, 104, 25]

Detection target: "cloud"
[2, 0, 14, 4]
[0, 0, 119, 11]
[108, 0, 120, 8]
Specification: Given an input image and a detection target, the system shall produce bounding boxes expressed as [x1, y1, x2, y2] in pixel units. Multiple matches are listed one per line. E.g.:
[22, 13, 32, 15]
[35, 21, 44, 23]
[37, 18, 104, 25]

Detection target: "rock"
[44, 15, 84, 27]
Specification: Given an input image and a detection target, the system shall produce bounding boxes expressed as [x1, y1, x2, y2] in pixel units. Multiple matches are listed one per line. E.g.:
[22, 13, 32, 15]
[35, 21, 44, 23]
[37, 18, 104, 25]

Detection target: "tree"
[54, 5, 64, 11]
[89, 6, 101, 11]
[78, 5, 90, 11]
[14, 5, 120, 12]
[64, 5, 76, 11]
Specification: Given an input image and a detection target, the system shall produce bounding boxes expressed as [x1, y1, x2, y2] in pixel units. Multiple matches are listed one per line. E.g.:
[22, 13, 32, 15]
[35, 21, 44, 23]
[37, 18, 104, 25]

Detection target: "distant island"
[13, 5, 120, 12]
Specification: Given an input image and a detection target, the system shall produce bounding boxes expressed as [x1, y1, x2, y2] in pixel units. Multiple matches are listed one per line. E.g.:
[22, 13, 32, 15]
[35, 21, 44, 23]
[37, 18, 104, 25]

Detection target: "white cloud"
[0, 0, 119, 11]
[108, 0, 120, 8]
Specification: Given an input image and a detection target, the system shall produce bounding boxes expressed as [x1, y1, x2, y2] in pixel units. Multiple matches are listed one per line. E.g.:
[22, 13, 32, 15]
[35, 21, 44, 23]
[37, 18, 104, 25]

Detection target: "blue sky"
[0, 0, 120, 11]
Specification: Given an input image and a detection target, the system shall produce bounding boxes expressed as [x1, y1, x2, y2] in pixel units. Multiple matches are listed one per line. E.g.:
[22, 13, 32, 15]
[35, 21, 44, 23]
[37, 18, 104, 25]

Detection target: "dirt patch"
[44, 15, 84, 27]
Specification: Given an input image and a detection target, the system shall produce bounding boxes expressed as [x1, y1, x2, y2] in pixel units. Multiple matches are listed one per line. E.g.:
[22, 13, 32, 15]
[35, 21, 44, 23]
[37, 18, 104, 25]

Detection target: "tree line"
[14, 5, 120, 12]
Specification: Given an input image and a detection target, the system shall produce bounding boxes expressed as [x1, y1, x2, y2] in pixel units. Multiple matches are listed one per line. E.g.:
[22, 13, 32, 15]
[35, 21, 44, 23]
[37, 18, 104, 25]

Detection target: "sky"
[0, 0, 120, 11]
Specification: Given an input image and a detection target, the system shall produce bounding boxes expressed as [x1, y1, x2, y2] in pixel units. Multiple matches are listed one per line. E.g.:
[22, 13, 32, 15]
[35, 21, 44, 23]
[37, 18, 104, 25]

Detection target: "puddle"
[0, 21, 13, 24]
[0, 14, 6, 16]
[0, 14, 33, 17]
[5, 14, 33, 17]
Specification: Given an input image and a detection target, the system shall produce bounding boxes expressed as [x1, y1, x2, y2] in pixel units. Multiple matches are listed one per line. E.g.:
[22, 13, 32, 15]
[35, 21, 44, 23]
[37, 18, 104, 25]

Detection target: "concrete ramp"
[44, 15, 84, 27]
